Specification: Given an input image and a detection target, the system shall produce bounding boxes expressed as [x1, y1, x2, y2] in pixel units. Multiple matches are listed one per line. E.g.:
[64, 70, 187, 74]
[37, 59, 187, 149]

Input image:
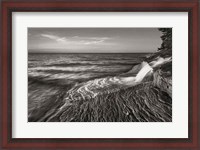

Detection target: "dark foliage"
[145, 28, 172, 62]
[158, 28, 172, 52]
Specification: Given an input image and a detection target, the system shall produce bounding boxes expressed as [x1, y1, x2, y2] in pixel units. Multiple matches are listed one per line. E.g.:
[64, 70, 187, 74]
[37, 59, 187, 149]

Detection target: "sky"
[28, 28, 162, 53]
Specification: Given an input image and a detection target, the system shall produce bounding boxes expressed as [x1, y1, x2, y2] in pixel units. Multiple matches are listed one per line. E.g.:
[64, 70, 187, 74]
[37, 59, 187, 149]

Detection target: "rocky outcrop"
[153, 69, 172, 98]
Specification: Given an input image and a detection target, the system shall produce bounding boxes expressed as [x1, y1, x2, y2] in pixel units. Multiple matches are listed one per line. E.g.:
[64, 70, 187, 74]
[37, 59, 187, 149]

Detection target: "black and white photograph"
[28, 28, 172, 122]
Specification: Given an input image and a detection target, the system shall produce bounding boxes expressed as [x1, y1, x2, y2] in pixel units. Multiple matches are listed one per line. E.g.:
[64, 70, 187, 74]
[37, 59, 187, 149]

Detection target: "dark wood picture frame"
[0, 0, 199, 149]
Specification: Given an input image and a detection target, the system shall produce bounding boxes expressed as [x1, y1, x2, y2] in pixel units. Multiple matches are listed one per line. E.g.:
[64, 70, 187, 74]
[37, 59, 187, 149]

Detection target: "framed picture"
[1, 0, 199, 149]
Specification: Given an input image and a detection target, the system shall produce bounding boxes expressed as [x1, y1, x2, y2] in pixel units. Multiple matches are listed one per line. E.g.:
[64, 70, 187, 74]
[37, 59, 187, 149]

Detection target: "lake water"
[28, 53, 147, 86]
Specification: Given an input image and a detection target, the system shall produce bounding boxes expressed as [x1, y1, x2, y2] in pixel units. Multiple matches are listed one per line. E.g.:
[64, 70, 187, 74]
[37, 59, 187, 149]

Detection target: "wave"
[28, 64, 133, 85]
[29, 65, 132, 73]
[44, 62, 138, 67]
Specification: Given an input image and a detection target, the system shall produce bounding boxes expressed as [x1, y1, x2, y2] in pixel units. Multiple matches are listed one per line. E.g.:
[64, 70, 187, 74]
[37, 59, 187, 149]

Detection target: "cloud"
[73, 36, 112, 45]
[83, 40, 104, 45]
[41, 34, 67, 42]
[40, 34, 112, 45]
[73, 36, 111, 41]
[56, 37, 67, 42]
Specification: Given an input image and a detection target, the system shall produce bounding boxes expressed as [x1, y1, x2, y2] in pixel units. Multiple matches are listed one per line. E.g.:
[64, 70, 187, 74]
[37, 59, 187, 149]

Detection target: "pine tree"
[158, 28, 172, 52]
